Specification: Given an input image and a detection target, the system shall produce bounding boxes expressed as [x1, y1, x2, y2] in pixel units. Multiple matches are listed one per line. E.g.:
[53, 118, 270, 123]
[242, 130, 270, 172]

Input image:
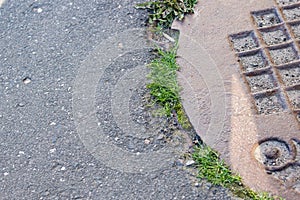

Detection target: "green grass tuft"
[147, 46, 191, 129]
[135, 0, 198, 28]
[192, 145, 241, 187]
[192, 145, 284, 200]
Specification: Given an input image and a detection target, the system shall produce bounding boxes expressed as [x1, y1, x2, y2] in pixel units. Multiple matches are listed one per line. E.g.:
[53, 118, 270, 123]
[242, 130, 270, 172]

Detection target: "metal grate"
[229, 1, 300, 122]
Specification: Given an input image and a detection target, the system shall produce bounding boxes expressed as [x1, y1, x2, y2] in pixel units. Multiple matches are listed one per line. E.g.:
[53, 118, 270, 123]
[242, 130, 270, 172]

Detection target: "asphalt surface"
[0, 0, 236, 199]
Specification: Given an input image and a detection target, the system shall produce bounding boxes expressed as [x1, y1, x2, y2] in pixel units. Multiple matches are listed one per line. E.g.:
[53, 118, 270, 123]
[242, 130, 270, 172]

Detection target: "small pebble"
[118, 43, 123, 49]
[173, 159, 184, 167]
[49, 148, 56, 153]
[49, 122, 56, 126]
[17, 102, 26, 107]
[36, 8, 43, 13]
[144, 139, 150, 144]
[157, 134, 164, 140]
[185, 160, 195, 166]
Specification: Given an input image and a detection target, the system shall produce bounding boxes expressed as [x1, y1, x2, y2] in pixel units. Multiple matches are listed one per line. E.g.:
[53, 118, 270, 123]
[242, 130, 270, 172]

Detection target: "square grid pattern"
[229, 0, 300, 122]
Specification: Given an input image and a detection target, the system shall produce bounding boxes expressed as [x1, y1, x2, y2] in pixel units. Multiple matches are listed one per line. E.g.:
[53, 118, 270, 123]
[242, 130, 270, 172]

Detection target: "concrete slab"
[173, 0, 300, 199]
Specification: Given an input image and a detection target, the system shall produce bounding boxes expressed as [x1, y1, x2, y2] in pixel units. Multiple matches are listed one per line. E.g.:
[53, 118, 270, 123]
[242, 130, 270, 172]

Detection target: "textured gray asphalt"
[0, 0, 235, 199]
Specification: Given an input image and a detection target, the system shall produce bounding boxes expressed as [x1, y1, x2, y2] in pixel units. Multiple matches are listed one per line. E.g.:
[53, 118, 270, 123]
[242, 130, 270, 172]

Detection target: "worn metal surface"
[174, 0, 300, 199]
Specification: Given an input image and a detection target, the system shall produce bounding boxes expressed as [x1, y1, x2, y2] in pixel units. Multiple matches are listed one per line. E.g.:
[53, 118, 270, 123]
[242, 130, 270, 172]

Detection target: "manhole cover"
[173, 0, 300, 199]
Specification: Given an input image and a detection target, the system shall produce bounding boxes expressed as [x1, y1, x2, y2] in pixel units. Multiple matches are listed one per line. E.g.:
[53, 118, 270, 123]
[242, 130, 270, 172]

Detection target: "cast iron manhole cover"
[173, 0, 300, 199]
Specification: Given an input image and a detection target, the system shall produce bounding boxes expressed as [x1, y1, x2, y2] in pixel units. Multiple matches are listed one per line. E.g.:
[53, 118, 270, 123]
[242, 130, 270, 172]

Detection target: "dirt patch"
[268, 44, 298, 65]
[259, 25, 290, 46]
[283, 5, 300, 21]
[229, 31, 259, 52]
[245, 71, 277, 93]
[252, 8, 282, 28]
[290, 22, 300, 39]
[286, 88, 300, 109]
[254, 91, 286, 114]
[276, 0, 300, 6]
[278, 64, 300, 86]
[238, 50, 269, 72]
